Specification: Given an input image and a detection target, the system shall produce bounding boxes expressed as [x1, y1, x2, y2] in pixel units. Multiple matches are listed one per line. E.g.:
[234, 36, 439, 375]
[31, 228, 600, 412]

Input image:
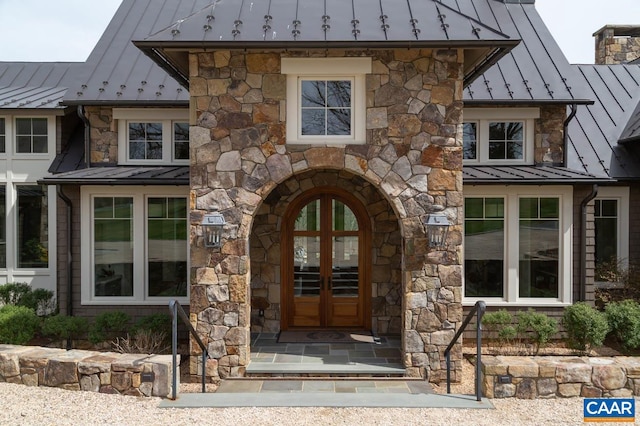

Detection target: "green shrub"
[605, 300, 640, 351]
[42, 315, 89, 341]
[516, 309, 558, 355]
[0, 305, 40, 345]
[89, 311, 131, 344]
[0, 282, 55, 315]
[134, 313, 171, 335]
[482, 309, 517, 342]
[563, 302, 609, 352]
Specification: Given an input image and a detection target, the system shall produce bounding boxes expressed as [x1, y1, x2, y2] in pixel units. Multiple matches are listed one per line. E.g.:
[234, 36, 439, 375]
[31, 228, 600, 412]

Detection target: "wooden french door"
[281, 188, 370, 329]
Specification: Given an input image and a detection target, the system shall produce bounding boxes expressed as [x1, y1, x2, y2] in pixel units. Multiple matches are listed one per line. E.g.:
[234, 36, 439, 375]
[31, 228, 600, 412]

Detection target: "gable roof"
[134, 0, 518, 88]
[63, 0, 217, 106]
[0, 62, 78, 109]
[451, 0, 592, 105]
[566, 64, 640, 179]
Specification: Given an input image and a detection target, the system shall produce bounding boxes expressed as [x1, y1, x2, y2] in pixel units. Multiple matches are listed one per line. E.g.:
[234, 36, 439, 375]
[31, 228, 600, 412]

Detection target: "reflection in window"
[0, 186, 5, 268]
[295, 199, 320, 231]
[464, 197, 505, 297]
[300, 80, 351, 136]
[129, 122, 162, 160]
[488, 121, 523, 160]
[595, 199, 618, 279]
[463, 122, 477, 160]
[173, 122, 189, 160]
[17, 185, 48, 268]
[519, 197, 559, 298]
[93, 197, 133, 296]
[15, 118, 47, 153]
[333, 200, 358, 231]
[147, 197, 187, 297]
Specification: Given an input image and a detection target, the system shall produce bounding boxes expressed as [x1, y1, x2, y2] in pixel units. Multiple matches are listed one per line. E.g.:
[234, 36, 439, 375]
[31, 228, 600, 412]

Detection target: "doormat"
[277, 330, 378, 344]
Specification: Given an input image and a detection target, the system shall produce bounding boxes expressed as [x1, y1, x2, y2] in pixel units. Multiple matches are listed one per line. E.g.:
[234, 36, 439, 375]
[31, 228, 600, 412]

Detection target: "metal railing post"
[171, 300, 178, 400]
[475, 301, 485, 402]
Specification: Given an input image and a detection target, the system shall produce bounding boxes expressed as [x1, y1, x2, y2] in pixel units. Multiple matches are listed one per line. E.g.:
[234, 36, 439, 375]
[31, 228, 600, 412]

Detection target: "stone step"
[246, 361, 406, 377]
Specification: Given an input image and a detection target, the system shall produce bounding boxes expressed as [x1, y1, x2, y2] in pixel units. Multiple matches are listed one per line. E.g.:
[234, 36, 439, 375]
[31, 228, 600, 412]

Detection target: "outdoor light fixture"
[201, 209, 226, 248]
[424, 212, 450, 248]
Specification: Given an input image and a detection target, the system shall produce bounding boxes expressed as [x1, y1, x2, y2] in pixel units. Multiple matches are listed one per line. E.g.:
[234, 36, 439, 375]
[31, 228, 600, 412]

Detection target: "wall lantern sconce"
[424, 212, 450, 248]
[201, 209, 226, 248]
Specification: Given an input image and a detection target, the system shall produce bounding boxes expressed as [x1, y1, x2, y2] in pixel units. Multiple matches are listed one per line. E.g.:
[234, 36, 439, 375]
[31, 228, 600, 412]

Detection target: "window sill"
[463, 299, 572, 308]
[81, 297, 189, 306]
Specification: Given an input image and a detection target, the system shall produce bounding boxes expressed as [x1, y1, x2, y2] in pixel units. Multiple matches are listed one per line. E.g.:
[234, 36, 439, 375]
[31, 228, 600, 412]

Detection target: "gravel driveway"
[3, 381, 638, 426]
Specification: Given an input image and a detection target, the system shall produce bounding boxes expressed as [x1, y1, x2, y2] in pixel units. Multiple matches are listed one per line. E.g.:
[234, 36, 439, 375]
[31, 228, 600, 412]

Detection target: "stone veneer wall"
[85, 106, 118, 164]
[483, 356, 640, 399]
[536, 105, 565, 165]
[188, 48, 465, 382]
[249, 169, 402, 335]
[0, 344, 175, 397]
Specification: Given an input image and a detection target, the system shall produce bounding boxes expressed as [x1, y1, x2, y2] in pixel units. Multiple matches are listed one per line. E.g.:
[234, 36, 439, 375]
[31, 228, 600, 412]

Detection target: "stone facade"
[595, 26, 640, 65]
[188, 48, 465, 382]
[0, 344, 175, 397]
[483, 355, 640, 399]
[85, 106, 118, 164]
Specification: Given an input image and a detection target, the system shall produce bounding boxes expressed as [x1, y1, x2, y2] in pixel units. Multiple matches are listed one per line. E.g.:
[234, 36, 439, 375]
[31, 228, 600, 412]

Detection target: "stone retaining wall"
[0, 344, 176, 398]
[482, 356, 640, 399]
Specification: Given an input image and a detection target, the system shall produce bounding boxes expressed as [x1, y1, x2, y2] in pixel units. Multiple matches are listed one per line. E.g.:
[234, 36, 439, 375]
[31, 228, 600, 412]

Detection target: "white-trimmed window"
[463, 108, 539, 165]
[81, 186, 189, 305]
[0, 118, 5, 153]
[463, 186, 572, 305]
[114, 109, 189, 165]
[594, 187, 629, 281]
[0, 115, 56, 157]
[282, 57, 370, 145]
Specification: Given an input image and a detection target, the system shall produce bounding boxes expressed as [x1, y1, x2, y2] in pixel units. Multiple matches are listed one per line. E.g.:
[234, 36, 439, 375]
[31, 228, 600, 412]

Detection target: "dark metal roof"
[134, 0, 518, 88]
[452, 0, 592, 104]
[0, 62, 78, 109]
[40, 166, 189, 186]
[566, 64, 640, 179]
[620, 97, 640, 143]
[463, 165, 612, 184]
[63, 0, 218, 106]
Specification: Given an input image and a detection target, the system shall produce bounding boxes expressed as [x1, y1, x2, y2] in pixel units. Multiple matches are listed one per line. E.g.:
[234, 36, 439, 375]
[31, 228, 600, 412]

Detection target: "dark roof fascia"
[61, 99, 189, 107]
[464, 99, 595, 106]
[463, 177, 614, 185]
[618, 135, 640, 145]
[134, 38, 520, 90]
[40, 177, 188, 186]
[463, 165, 614, 184]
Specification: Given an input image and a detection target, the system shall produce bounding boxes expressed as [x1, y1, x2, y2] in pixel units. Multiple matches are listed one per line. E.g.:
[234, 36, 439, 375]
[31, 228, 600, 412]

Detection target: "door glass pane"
[294, 236, 320, 297]
[294, 200, 320, 231]
[519, 197, 559, 298]
[464, 197, 504, 297]
[94, 197, 133, 296]
[332, 236, 359, 297]
[147, 197, 187, 297]
[333, 200, 358, 231]
[17, 185, 48, 268]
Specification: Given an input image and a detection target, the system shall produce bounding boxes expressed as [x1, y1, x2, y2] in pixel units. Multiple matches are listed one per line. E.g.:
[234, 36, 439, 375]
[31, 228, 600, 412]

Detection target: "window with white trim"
[81, 187, 189, 304]
[594, 187, 629, 282]
[463, 108, 539, 165]
[0, 118, 5, 153]
[114, 109, 189, 164]
[283, 57, 370, 144]
[0, 115, 55, 157]
[464, 186, 572, 305]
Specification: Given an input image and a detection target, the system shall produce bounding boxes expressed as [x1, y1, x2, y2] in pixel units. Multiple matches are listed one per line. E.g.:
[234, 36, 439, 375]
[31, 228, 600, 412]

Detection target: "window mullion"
[134, 194, 146, 300]
[506, 194, 518, 303]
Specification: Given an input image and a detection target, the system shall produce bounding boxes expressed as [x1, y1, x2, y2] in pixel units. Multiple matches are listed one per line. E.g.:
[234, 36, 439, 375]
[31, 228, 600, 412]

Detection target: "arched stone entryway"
[249, 170, 402, 336]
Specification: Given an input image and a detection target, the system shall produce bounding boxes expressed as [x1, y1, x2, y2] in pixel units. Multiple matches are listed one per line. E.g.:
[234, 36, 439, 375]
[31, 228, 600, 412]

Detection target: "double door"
[282, 189, 369, 329]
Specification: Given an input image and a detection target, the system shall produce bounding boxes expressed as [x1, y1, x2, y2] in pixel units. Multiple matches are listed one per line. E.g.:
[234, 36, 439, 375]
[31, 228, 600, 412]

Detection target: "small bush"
[482, 309, 517, 347]
[516, 309, 558, 355]
[134, 313, 171, 335]
[0, 282, 55, 315]
[605, 300, 640, 351]
[563, 302, 609, 352]
[0, 305, 40, 345]
[112, 329, 170, 354]
[89, 311, 131, 344]
[42, 315, 89, 341]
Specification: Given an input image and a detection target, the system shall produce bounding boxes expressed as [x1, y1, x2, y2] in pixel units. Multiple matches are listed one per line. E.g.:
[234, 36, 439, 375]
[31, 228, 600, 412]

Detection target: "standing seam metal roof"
[0, 62, 79, 109]
[566, 64, 640, 179]
[453, 0, 591, 104]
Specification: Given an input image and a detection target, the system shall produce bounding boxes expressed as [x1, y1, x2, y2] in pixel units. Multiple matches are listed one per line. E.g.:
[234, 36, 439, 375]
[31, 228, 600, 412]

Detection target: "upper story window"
[0, 115, 54, 157]
[463, 108, 539, 165]
[114, 109, 189, 165]
[282, 58, 370, 145]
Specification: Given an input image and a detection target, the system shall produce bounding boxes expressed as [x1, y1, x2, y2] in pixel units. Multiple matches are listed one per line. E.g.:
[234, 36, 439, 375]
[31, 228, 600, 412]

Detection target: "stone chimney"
[594, 25, 640, 64]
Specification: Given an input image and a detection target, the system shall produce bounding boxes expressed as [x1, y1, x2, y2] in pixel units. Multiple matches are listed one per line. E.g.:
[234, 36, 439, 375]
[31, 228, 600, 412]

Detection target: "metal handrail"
[168, 299, 208, 400]
[444, 300, 486, 402]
